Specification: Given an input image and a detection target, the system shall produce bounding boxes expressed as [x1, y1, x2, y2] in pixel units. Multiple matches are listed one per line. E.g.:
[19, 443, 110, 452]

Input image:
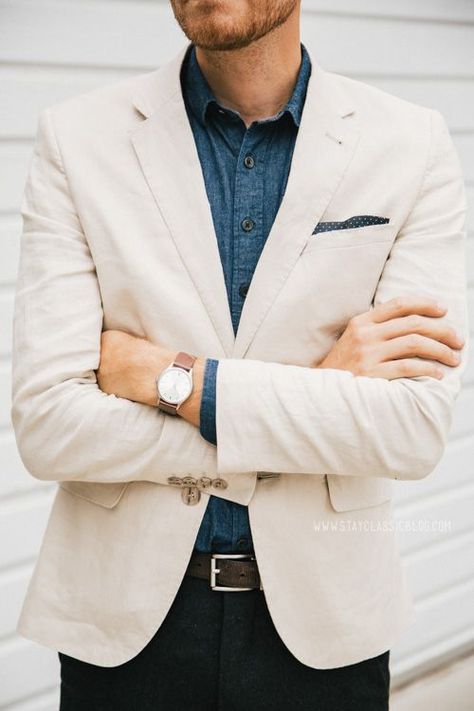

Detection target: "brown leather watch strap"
[158, 400, 179, 415]
[174, 351, 196, 371]
[186, 551, 262, 589]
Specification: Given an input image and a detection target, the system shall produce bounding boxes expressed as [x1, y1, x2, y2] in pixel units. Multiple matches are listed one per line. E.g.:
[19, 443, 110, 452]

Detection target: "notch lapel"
[130, 42, 235, 357]
[130, 42, 360, 361]
[231, 60, 360, 359]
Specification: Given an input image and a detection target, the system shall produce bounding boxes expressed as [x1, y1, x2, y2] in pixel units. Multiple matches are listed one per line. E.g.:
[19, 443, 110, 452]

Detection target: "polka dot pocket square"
[312, 215, 390, 234]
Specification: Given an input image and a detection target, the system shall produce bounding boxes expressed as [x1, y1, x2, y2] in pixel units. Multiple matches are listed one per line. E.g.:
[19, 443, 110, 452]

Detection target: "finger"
[374, 315, 464, 350]
[371, 359, 445, 381]
[369, 296, 447, 324]
[378, 334, 461, 367]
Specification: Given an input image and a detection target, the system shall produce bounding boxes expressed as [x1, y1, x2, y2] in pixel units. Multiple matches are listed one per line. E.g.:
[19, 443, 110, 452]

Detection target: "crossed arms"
[10, 107, 469, 487]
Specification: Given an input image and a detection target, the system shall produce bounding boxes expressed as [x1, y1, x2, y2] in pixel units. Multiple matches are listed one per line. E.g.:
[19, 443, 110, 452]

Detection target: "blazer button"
[167, 476, 183, 487]
[181, 486, 201, 505]
[182, 476, 197, 487]
[197, 477, 212, 489]
[212, 478, 228, 490]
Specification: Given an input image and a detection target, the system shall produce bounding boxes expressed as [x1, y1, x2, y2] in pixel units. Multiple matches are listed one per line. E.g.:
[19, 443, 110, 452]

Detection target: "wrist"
[154, 349, 205, 428]
[141, 344, 177, 407]
[176, 356, 205, 427]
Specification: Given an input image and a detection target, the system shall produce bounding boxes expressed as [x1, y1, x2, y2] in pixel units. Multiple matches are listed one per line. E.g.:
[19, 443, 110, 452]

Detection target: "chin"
[191, 29, 257, 52]
[173, 0, 258, 51]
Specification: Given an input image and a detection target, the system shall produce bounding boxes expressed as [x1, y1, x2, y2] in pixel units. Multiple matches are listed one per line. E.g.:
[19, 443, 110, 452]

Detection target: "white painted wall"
[0, 0, 473, 707]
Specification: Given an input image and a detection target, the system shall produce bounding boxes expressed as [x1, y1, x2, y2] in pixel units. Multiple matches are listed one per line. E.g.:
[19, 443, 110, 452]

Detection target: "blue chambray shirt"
[180, 42, 312, 553]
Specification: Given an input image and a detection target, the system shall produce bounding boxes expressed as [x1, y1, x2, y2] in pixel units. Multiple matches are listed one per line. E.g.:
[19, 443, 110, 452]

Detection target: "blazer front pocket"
[58, 480, 129, 509]
[325, 474, 393, 512]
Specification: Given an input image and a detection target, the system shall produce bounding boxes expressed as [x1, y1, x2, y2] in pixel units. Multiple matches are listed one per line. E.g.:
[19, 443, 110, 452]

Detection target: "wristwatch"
[156, 351, 196, 415]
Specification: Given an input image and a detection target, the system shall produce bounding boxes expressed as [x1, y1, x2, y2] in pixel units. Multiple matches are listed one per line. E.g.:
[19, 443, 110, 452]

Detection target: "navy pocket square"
[313, 215, 390, 234]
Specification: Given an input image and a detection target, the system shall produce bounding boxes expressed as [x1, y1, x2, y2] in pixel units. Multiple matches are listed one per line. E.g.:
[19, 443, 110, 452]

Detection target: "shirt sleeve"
[199, 358, 219, 445]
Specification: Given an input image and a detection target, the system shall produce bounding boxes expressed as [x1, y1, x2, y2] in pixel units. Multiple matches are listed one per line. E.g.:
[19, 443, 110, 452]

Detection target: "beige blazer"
[11, 41, 469, 669]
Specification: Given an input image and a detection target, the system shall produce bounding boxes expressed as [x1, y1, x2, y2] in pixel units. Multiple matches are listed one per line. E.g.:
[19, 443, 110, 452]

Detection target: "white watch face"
[158, 367, 192, 405]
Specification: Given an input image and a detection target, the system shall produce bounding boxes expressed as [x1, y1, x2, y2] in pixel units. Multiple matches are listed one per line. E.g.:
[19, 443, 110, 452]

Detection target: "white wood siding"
[0, 0, 473, 706]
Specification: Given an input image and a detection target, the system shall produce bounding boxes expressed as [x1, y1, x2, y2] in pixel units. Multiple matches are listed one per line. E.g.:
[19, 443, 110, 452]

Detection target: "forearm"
[213, 355, 467, 480]
[12, 334, 262, 503]
[213, 109, 469, 482]
[11, 358, 218, 485]
[10, 107, 216, 486]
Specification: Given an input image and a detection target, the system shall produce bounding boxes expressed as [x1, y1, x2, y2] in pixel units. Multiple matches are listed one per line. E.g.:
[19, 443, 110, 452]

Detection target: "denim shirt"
[180, 42, 312, 552]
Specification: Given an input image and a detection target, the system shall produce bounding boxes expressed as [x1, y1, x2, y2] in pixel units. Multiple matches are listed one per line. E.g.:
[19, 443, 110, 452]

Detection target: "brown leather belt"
[186, 551, 262, 591]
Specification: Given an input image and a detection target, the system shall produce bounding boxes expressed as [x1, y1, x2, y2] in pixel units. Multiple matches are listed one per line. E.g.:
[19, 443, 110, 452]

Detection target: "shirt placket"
[230, 124, 267, 335]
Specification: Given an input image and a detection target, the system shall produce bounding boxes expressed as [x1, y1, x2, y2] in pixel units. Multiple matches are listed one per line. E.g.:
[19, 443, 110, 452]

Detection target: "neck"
[194, 10, 301, 128]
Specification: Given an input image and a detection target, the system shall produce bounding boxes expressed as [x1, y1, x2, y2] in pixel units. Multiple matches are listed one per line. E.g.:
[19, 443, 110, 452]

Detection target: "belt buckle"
[210, 553, 262, 592]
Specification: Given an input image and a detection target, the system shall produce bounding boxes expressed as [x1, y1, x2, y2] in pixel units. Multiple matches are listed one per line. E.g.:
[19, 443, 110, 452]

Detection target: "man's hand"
[315, 296, 465, 379]
[97, 330, 205, 427]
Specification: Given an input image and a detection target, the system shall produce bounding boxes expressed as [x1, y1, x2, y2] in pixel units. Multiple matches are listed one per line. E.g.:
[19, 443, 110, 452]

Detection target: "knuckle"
[399, 360, 412, 375]
[408, 314, 423, 331]
[350, 323, 367, 347]
[351, 328, 363, 346]
[443, 345, 455, 360]
[391, 296, 405, 311]
[349, 312, 362, 327]
[421, 362, 435, 375]
[392, 360, 406, 376]
[348, 316, 360, 335]
[406, 334, 420, 351]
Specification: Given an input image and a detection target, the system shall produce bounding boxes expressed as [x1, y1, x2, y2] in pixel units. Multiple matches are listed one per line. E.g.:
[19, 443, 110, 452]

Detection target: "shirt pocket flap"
[58, 481, 129, 509]
[326, 474, 393, 512]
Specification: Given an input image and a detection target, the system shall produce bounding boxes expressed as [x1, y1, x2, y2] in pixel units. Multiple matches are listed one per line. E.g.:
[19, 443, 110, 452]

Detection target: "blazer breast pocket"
[303, 220, 394, 255]
[313, 215, 390, 235]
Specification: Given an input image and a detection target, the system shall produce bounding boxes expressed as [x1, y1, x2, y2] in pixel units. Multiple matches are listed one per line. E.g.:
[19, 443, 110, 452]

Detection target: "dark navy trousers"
[58, 574, 390, 710]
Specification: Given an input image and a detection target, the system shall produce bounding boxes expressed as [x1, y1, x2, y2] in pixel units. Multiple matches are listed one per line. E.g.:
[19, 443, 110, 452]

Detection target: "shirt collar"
[181, 41, 312, 129]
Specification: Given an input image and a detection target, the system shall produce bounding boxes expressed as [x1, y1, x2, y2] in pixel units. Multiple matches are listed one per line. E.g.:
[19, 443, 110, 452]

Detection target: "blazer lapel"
[130, 42, 235, 358]
[130, 42, 360, 361]
[231, 59, 360, 359]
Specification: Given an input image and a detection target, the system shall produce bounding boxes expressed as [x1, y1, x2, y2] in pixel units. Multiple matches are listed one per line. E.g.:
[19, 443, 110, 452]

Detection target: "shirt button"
[241, 217, 254, 232]
[237, 537, 249, 550]
[239, 283, 250, 299]
[244, 154, 255, 169]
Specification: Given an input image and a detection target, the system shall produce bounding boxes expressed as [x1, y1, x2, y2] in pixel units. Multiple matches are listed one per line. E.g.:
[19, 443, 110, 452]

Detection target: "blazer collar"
[132, 42, 190, 120]
[132, 41, 355, 122]
[130, 42, 359, 359]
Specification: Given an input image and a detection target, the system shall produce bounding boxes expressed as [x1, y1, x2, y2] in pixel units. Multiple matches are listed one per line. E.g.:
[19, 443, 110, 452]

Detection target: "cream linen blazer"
[11, 41, 469, 669]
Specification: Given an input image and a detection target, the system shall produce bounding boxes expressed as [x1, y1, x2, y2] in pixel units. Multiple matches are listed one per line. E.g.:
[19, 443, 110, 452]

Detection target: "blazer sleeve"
[10, 107, 219, 485]
[214, 109, 470, 481]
